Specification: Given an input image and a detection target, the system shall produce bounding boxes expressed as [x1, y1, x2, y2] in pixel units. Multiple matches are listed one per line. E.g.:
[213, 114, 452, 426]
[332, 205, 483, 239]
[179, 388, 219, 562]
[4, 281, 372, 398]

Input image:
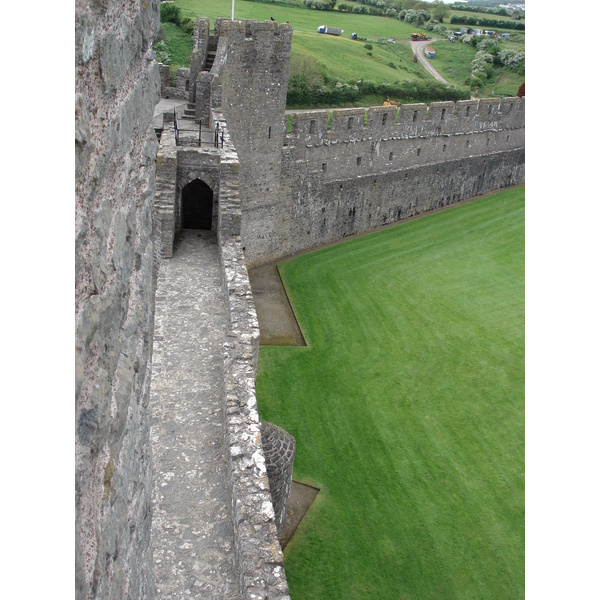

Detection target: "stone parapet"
[219, 236, 291, 600]
[217, 113, 291, 600]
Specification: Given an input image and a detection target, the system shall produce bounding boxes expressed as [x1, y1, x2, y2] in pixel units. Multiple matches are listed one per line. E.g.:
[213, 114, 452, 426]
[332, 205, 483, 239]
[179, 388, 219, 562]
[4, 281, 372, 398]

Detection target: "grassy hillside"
[257, 187, 525, 599]
[289, 32, 423, 84]
[165, 0, 471, 105]
[161, 0, 523, 106]
[428, 37, 524, 97]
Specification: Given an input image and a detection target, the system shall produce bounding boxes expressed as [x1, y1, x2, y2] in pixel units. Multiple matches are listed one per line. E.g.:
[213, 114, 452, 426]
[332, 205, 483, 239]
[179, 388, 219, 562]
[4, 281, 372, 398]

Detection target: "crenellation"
[279, 96, 523, 193]
[331, 107, 366, 136]
[399, 102, 428, 126]
[478, 97, 502, 119]
[366, 105, 397, 135]
[291, 110, 330, 139]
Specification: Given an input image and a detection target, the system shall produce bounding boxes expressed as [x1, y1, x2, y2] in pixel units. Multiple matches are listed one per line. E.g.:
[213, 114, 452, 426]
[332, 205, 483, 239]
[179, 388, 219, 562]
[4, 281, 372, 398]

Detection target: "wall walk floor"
[150, 230, 239, 599]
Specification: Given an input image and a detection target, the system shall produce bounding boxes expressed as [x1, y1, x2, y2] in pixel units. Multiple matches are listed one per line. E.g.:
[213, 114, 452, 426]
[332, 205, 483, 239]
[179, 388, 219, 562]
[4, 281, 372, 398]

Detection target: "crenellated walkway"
[149, 229, 239, 599]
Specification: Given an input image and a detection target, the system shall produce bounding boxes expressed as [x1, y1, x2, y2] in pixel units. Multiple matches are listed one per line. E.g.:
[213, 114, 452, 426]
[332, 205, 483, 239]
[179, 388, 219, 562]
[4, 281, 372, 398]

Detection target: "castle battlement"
[286, 97, 524, 146]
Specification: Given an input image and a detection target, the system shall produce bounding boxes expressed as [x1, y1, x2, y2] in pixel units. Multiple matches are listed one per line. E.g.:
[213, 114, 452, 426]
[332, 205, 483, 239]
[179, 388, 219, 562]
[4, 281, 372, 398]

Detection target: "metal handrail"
[173, 111, 224, 148]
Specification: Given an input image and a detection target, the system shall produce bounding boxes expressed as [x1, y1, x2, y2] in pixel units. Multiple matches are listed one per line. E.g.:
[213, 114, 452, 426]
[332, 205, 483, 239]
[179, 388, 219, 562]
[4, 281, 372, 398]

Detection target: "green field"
[166, 0, 461, 102]
[428, 38, 523, 97]
[175, 0, 419, 42]
[162, 1, 523, 104]
[257, 187, 525, 599]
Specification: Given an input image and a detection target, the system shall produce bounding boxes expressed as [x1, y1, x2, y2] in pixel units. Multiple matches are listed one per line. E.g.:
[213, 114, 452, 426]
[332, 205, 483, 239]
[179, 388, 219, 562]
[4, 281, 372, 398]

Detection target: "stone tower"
[216, 19, 293, 265]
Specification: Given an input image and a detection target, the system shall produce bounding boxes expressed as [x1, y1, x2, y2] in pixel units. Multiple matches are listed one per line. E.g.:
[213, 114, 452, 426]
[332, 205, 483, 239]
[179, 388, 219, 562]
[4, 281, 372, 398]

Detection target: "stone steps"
[179, 103, 195, 121]
[204, 50, 216, 71]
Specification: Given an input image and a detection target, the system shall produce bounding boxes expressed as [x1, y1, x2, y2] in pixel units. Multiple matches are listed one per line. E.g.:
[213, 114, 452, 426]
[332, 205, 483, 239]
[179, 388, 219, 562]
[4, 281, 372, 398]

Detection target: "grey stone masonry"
[150, 109, 291, 599]
[150, 230, 240, 599]
[219, 239, 291, 600]
[75, 0, 161, 597]
[260, 422, 296, 539]
[218, 118, 291, 600]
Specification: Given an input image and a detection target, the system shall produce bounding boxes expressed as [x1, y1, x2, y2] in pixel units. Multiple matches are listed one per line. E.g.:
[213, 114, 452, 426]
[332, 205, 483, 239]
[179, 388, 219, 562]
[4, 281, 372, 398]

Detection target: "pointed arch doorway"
[181, 179, 213, 230]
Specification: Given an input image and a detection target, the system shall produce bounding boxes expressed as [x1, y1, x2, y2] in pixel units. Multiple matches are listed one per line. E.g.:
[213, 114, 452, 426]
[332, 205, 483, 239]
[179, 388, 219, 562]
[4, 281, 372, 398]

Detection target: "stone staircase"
[204, 50, 217, 72]
[181, 103, 196, 121]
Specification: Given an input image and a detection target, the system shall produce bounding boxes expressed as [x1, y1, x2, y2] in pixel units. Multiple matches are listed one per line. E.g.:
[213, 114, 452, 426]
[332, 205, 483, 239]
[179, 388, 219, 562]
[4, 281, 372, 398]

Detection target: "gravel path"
[410, 38, 450, 85]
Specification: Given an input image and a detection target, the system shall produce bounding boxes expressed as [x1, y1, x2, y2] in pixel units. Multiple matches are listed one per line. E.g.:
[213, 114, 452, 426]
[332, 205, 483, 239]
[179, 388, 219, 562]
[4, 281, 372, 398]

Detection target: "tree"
[160, 2, 181, 25]
[432, 2, 450, 22]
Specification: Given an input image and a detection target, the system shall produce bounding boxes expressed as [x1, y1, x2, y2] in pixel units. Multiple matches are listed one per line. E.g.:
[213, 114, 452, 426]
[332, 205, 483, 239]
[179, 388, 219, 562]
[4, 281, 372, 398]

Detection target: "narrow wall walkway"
[150, 230, 239, 599]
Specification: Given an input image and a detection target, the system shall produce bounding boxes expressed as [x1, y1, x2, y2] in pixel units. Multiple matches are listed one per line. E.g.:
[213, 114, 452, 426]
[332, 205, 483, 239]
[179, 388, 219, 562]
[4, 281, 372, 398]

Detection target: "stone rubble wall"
[75, 0, 161, 598]
[217, 114, 292, 599]
[154, 127, 178, 259]
[162, 67, 190, 100]
[189, 17, 211, 104]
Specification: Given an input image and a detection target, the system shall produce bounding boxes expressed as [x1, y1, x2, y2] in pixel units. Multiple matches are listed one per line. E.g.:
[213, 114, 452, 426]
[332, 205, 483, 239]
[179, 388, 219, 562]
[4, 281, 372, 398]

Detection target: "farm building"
[424, 46, 436, 58]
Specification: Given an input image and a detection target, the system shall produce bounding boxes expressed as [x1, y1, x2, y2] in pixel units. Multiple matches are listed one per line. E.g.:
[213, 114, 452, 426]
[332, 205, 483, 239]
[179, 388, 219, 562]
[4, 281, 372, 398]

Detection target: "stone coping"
[217, 118, 291, 599]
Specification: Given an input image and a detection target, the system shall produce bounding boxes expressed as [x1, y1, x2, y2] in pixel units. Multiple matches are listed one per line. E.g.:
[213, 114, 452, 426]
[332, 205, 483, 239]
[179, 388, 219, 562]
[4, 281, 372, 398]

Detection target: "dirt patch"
[248, 263, 306, 346]
[280, 481, 320, 550]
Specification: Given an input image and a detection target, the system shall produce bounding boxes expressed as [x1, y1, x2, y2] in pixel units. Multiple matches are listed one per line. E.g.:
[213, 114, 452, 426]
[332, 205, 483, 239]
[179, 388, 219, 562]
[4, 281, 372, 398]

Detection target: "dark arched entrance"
[181, 179, 213, 229]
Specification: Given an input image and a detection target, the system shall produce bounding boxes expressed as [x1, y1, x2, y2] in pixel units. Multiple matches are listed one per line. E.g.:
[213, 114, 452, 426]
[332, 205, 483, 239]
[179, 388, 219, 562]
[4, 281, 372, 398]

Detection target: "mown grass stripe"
[257, 187, 524, 599]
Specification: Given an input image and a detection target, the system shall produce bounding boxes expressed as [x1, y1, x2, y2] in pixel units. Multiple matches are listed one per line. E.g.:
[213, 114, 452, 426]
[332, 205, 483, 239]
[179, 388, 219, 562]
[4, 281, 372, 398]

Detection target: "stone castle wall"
[240, 98, 525, 265]
[159, 17, 524, 270]
[214, 20, 294, 265]
[75, 0, 161, 598]
[216, 119, 291, 598]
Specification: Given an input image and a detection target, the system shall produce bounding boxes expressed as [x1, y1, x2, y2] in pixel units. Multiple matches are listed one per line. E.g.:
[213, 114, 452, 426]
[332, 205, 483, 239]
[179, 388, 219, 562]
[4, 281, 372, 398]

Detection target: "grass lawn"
[256, 187, 525, 600]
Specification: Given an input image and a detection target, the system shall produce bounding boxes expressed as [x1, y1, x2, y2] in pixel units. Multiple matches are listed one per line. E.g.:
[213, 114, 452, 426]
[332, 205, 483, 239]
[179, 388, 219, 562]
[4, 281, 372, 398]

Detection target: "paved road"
[410, 39, 450, 85]
[150, 230, 239, 600]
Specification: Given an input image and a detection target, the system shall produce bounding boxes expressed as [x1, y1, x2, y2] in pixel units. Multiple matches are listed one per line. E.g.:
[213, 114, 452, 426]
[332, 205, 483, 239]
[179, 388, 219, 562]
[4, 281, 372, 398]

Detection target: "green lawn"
[256, 187, 525, 600]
